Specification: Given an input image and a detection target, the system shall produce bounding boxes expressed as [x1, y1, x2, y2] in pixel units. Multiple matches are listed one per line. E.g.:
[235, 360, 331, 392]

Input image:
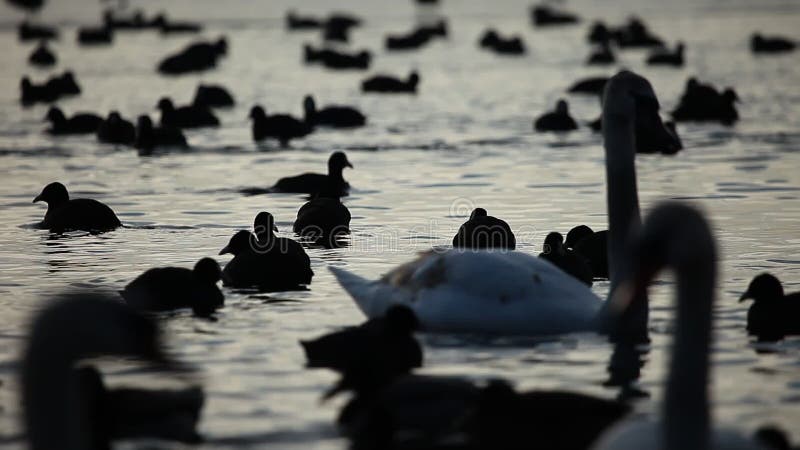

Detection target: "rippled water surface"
[1, 0, 800, 447]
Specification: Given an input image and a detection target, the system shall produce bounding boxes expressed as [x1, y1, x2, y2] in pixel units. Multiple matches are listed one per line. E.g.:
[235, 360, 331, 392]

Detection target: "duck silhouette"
[45, 106, 102, 135]
[249, 105, 312, 147]
[28, 41, 57, 67]
[157, 97, 219, 129]
[270, 151, 353, 195]
[534, 99, 578, 132]
[361, 71, 419, 93]
[303, 95, 366, 128]
[739, 273, 800, 341]
[96, 111, 136, 146]
[33, 182, 121, 233]
[452, 207, 516, 250]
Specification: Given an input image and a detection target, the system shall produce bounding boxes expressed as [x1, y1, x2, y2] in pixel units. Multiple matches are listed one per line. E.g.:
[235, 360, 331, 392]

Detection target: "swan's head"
[470, 208, 488, 220]
[33, 181, 69, 205]
[603, 70, 682, 154]
[739, 273, 783, 303]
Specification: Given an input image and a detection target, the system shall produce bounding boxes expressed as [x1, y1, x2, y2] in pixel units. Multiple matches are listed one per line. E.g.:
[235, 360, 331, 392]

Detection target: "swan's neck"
[664, 265, 713, 450]
[602, 110, 649, 341]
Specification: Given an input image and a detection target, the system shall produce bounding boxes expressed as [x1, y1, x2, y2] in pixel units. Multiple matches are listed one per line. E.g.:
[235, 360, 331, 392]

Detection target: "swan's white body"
[330, 249, 602, 335]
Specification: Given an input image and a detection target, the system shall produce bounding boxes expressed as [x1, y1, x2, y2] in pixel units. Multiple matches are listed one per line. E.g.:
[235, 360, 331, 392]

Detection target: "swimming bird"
[671, 78, 739, 125]
[739, 273, 800, 341]
[45, 106, 102, 135]
[539, 231, 593, 286]
[452, 207, 516, 250]
[33, 182, 121, 233]
[330, 70, 681, 336]
[219, 213, 313, 290]
[21, 72, 79, 105]
[192, 84, 235, 108]
[568, 76, 609, 95]
[646, 42, 685, 67]
[152, 14, 202, 34]
[530, 5, 580, 26]
[121, 257, 223, 317]
[157, 97, 219, 129]
[751, 33, 796, 54]
[77, 24, 113, 45]
[21, 293, 203, 450]
[18, 20, 58, 41]
[304, 45, 371, 70]
[591, 203, 763, 450]
[249, 105, 312, 147]
[587, 42, 615, 65]
[270, 151, 353, 195]
[385, 21, 447, 50]
[286, 10, 323, 30]
[611, 17, 664, 48]
[303, 95, 365, 128]
[534, 99, 578, 132]
[361, 71, 419, 93]
[293, 190, 352, 245]
[134, 115, 189, 154]
[48, 71, 81, 95]
[301, 305, 421, 397]
[157, 37, 227, 75]
[478, 29, 526, 55]
[321, 13, 362, 42]
[96, 111, 136, 146]
[566, 225, 609, 279]
[29, 41, 56, 67]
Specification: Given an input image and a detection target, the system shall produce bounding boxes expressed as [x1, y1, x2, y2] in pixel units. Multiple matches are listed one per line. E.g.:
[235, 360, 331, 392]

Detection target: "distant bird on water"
[534, 99, 578, 132]
[452, 208, 516, 250]
[249, 105, 312, 147]
[361, 71, 419, 93]
[44, 106, 102, 135]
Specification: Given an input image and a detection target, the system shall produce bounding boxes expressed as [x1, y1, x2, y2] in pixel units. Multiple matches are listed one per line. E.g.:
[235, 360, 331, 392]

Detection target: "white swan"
[330, 70, 681, 335]
[591, 203, 763, 450]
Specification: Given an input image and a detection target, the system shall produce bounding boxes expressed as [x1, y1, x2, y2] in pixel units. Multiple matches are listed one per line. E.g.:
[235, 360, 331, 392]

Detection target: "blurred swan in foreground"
[591, 203, 763, 450]
[331, 70, 681, 335]
[22, 293, 203, 450]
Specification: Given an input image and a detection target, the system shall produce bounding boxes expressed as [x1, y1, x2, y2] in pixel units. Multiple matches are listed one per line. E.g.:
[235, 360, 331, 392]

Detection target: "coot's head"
[214, 37, 228, 54]
[565, 225, 594, 249]
[136, 115, 153, 130]
[303, 95, 316, 115]
[408, 71, 420, 87]
[108, 111, 122, 122]
[676, 41, 685, 53]
[193, 257, 222, 284]
[219, 230, 254, 256]
[555, 99, 569, 115]
[740, 273, 784, 303]
[45, 106, 65, 123]
[156, 97, 175, 112]
[21, 77, 32, 89]
[253, 211, 278, 240]
[33, 182, 69, 205]
[751, 33, 763, 44]
[602, 70, 682, 154]
[542, 231, 564, 255]
[329, 151, 353, 171]
[384, 305, 419, 335]
[469, 208, 488, 220]
[249, 105, 266, 120]
[722, 88, 739, 103]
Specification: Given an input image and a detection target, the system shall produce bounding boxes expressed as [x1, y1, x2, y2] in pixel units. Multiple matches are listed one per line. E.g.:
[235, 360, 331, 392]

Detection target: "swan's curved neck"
[665, 263, 713, 450]
[601, 109, 649, 341]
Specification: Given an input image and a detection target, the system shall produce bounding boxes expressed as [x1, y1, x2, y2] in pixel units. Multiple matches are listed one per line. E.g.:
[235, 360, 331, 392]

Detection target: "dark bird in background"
[192, 84, 235, 108]
[18, 20, 58, 41]
[218, 212, 314, 291]
[134, 115, 188, 155]
[96, 111, 136, 146]
[672, 77, 739, 125]
[587, 42, 615, 65]
[385, 20, 447, 50]
[293, 189, 352, 246]
[44, 106, 102, 135]
[452, 207, 516, 250]
[286, 10, 323, 30]
[361, 71, 420, 93]
[33, 182, 122, 233]
[538, 231, 593, 286]
[479, 29, 526, 55]
[739, 273, 800, 341]
[565, 225, 609, 279]
[157, 37, 227, 75]
[321, 13, 362, 42]
[121, 257, 223, 317]
[28, 41, 57, 67]
[531, 4, 580, 26]
[270, 151, 353, 195]
[157, 97, 219, 129]
[248, 105, 312, 147]
[303, 95, 366, 128]
[21, 293, 204, 450]
[304, 45, 371, 70]
[77, 24, 113, 45]
[21, 72, 79, 106]
[751, 33, 796, 54]
[646, 42, 685, 66]
[534, 99, 578, 132]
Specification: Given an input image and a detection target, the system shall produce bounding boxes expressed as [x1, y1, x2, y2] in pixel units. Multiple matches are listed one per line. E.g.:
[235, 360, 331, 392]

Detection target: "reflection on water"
[1, 0, 800, 447]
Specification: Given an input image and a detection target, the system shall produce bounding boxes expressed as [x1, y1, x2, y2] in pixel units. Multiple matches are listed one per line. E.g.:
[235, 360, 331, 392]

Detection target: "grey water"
[0, 0, 799, 447]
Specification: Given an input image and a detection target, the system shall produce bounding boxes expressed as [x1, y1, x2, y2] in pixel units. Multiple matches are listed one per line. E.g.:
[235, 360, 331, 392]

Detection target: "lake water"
[0, 0, 799, 448]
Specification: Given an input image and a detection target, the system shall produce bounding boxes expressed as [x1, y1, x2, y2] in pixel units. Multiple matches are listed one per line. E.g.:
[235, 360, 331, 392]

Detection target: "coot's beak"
[218, 245, 232, 255]
[33, 194, 42, 203]
[738, 290, 751, 303]
[346, 160, 353, 168]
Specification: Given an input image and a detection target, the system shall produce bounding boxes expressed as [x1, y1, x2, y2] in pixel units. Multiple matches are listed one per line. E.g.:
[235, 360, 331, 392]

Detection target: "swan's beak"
[218, 245, 231, 255]
[637, 110, 683, 155]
